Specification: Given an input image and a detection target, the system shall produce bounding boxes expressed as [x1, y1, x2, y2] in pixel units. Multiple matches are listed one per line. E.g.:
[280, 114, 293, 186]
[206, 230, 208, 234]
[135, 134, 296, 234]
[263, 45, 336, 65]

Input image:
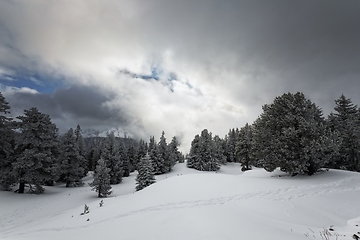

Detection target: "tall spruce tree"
[187, 134, 201, 169]
[252, 92, 328, 175]
[225, 128, 238, 162]
[158, 131, 171, 173]
[0, 92, 15, 190]
[187, 129, 220, 171]
[149, 136, 162, 174]
[213, 135, 226, 165]
[135, 154, 156, 191]
[331, 94, 360, 171]
[168, 136, 183, 165]
[59, 128, 85, 187]
[119, 143, 131, 177]
[101, 132, 122, 184]
[236, 123, 254, 171]
[14, 108, 60, 193]
[74, 125, 88, 177]
[90, 158, 112, 198]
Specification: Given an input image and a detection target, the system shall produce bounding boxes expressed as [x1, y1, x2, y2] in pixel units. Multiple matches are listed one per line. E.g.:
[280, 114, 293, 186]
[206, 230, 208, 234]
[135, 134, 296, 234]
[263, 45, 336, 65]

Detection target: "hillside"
[1, 163, 360, 240]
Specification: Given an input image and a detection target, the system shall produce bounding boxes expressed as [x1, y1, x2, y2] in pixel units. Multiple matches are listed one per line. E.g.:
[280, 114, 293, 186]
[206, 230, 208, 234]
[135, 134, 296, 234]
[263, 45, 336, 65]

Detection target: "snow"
[1, 163, 360, 240]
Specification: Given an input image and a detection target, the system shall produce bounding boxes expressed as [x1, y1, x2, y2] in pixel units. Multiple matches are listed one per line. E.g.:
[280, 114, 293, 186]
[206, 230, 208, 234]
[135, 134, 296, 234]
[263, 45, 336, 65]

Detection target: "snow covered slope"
[1, 163, 360, 240]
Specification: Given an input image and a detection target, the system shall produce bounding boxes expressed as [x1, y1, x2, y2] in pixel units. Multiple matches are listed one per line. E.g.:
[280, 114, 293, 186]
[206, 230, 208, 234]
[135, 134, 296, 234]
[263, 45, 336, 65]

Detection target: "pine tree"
[136, 139, 147, 169]
[213, 135, 226, 165]
[158, 131, 171, 173]
[90, 158, 112, 198]
[187, 134, 201, 169]
[168, 136, 183, 165]
[119, 143, 130, 177]
[74, 125, 88, 177]
[200, 129, 220, 171]
[236, 123, 254, 171]
[225, 128, 238, 162]
[127, 144, 137, 173]
[13, 108, 60, 193]
[135, 154, 156, 191]
[149, 136, 162, 175]
[101, 132, 122, 184]
[252, 92, 327, 175]
[187, 129, 220, 171]
[0, 92, 15, 190]
[59, 128, 85, 187]
[330, 94, 360, 171]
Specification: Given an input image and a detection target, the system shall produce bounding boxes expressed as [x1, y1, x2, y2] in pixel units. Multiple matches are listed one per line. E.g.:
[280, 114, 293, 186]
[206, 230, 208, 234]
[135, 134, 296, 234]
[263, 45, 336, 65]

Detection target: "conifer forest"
[1, 91, 360, 196]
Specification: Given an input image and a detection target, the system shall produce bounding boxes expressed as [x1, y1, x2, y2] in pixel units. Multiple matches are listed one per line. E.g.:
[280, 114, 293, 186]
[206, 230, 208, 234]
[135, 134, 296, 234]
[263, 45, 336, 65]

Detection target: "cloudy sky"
[0, 0, 359, 151]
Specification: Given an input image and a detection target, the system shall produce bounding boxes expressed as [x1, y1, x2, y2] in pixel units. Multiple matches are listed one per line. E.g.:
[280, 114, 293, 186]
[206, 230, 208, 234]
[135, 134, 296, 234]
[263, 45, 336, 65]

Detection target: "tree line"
[0, 92, 184, 195]
[187, 92, 360, 175]
[2, 91, 359, 196]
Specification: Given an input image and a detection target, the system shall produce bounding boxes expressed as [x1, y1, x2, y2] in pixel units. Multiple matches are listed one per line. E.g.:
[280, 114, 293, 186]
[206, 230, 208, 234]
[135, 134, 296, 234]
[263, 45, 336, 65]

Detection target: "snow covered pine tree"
[187, 129, 220, 171]
[101, 131, 122, 184]
[252, 92, 331, 176]
[59, 128, 85, 187]
[90, 158, 112, 198]
[135, 154, 155, 191]
[0, 92, 15, 190]
[13, 107, 60, 193]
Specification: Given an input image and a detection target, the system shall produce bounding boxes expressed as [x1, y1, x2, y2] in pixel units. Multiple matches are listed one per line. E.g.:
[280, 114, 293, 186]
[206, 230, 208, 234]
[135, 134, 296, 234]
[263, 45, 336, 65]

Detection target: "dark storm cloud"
[53, 86, 116, 121]
[7, 91, 61, 119]
[4, 85, 132, 133]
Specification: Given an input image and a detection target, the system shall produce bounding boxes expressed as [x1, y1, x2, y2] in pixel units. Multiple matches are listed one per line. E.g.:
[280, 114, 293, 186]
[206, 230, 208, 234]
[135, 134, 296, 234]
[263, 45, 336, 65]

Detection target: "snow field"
[1, 163, 360, 240]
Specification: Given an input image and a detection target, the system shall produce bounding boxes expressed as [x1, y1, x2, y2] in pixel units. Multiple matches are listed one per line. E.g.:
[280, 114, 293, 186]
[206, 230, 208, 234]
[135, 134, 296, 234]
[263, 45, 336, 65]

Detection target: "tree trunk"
[18, 181, 25, 194]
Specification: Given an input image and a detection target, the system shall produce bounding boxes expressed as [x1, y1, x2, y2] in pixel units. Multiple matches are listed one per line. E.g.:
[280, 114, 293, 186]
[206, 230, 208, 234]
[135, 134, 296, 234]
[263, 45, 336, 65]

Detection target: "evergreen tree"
[158, 131, 171, 173]
[135, 154, 156, 191]
[236, 123, 255, 171]
[252, 92, 327, 175]
[200, 129, 220, 171]
[74, 125, 88, 177]
[119, 143, 130, 177]
[330, 94, 360, 171]
[90, 158, 112, 198]
[101, 132, 122, 184]
[59, 128, 85, 187]
[136, 139, 147, 170]
[225, 128, 238, 162]
[187, 134, 201, 169]
[187, 129, 220, 171]
[213, 135, 226, 165]
[168, 136, 183, 165]
[127, 144, 137, 173]
[86, 145, 101, 172]
[149, 136, 162, 174]
[0, 92, 15, 190]
[13, 108, 60, 193]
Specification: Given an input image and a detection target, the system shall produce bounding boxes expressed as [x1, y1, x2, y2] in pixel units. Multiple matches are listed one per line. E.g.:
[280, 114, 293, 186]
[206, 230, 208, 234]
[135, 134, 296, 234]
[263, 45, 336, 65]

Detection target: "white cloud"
[1, 84, 38, 95]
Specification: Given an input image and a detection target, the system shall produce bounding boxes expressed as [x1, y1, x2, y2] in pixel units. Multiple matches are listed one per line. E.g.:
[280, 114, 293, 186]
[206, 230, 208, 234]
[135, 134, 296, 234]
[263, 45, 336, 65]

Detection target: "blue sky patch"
[0, 71, 64, 93]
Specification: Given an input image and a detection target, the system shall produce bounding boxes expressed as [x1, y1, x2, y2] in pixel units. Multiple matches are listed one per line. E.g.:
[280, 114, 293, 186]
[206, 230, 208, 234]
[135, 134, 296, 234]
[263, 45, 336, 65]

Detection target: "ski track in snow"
[2, 172, 359, 238]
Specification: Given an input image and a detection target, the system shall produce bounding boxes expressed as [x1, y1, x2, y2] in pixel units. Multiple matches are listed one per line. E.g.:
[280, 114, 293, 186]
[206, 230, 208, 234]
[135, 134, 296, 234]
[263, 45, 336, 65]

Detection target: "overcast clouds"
[0, 0, 359, 151]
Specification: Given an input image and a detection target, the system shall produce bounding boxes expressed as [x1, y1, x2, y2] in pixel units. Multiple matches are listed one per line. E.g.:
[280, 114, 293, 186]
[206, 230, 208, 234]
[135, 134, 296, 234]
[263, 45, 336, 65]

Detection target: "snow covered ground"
[1, 163, 360, 240]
